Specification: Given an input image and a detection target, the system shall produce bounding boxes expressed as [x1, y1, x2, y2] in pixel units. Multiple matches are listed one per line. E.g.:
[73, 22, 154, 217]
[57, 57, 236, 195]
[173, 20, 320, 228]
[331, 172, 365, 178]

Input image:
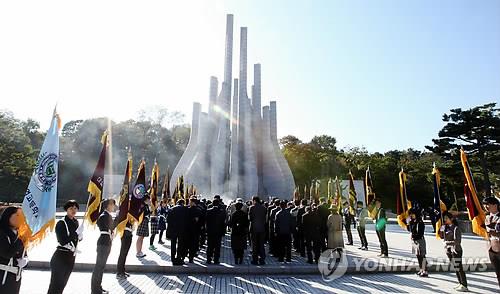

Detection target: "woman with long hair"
[0, 206, 27, 294]
[440, 211, 468, 292]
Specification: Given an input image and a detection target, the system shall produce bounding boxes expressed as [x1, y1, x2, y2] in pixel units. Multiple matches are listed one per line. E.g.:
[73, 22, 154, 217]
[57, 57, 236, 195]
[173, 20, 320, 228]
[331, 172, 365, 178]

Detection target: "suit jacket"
[249, 203, 267, 234]
[302, 211, 321, 240]
[206, 206, 226, 237]
[166, 204, 188, 238]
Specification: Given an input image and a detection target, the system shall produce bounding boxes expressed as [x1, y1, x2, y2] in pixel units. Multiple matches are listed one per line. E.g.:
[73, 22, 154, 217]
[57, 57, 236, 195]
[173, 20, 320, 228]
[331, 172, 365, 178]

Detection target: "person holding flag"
[0, 206, 26, 294]
[375, 198, 388, 257]
[482, 196, 500, 288]
[114, 153, 133, 280]
[3, 109, 61, 293]
[355, 201, 369, 250]
[91, 198, 117, 294]
[440, 211, 468, 292]
[47, 200, 83, 294]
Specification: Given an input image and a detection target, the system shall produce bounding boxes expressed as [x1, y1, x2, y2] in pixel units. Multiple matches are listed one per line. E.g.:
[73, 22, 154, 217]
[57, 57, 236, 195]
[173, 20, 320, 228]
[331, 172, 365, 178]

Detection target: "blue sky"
[0, 0, 499, 152]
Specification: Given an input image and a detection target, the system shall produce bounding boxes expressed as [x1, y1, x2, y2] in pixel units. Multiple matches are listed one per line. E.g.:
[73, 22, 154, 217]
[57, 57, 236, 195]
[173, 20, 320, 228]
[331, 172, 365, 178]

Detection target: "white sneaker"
[455, 285, 469, 292]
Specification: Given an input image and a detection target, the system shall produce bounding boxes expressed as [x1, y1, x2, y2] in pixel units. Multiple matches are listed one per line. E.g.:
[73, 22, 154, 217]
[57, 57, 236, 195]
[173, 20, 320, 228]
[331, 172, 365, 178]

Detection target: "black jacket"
[302, 211, 321, 240]
[230, 210, 249, 236]
[249, 203, 266, 234]
[97, 210, 114, 246]
[0, 228, 24, 266]
[408, 219, 425, 240]
[166, 204, 188, 238]
[55, 216, 79, 251]
[275, 208, 293, 235]
[206, 205, 226, 237]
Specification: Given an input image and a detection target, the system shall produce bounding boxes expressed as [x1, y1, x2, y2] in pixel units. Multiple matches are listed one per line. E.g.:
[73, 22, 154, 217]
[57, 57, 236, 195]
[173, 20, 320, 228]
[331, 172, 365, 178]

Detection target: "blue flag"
[19, 109, 60, 248]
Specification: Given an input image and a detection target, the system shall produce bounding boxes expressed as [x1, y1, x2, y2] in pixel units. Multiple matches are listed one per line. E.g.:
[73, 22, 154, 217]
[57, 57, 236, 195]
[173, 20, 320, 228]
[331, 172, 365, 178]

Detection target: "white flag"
[19, 109, 60, 247]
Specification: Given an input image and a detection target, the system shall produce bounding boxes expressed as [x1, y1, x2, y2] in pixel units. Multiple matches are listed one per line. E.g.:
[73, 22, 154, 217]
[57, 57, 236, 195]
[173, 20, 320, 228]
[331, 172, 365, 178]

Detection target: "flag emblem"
[133, 184, 146, 199]
[35, 152, 58, 192]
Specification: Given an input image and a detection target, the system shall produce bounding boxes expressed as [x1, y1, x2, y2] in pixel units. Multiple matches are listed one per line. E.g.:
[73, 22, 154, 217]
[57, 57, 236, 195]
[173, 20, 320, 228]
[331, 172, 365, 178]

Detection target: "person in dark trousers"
[149, 206, 159, 251]
[206, 199, 227, 264]
[167, 199, 188, 265]
[91, 198, 116, 294]
[157, 199, 169, 244]
[296, 199, 307, 257]
[355, 201, 368, 250]
[316, 198, 330, 251]
[0, 206, 27, 294]
[115, 221, 132, 279]
[342, 203, 353, 245]
[48, 200, 83, 294]
[483, 196, 500, 289]
[374, 199, 388, 257]
[302, 205, 322, 264]
[290, 200, 300, 252]
[198, 199, 208, 248]
[187, 197, 203, 263]
[406, 208, 428, 277]
[275, 201, 294, 262]
[230, 202, 249, 264]
[249, 196, 267, 265]
[440, 212, 468, 292]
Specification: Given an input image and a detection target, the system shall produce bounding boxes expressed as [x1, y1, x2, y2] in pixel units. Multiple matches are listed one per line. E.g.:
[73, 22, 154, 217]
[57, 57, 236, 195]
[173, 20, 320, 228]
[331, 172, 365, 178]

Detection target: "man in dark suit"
[205, 199, 227, 264]
[275, 201, 294, 262]
[302, 205, 322, 264]
[268, 199, 281, 256]
[187, 197, 203, 263]
[249, 196, 267, 265]
[296, 199, 307, 257]
[316, 198, 330, 251]
[167, 199, 188, 265]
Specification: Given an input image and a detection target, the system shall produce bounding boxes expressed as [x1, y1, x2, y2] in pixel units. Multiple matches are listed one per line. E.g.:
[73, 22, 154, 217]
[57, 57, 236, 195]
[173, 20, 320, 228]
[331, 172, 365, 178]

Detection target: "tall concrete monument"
[170, 14, 295, 200]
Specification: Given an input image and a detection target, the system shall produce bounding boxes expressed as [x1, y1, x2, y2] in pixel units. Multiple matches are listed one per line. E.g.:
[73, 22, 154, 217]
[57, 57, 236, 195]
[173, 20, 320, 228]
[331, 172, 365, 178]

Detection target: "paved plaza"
[20, 270, 498, 293]
[27, 222, 492, 274]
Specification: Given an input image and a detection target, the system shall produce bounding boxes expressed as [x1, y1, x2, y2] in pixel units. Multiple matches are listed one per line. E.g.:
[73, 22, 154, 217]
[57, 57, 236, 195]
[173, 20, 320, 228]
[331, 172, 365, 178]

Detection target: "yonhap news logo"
[318, 248, 349, 281]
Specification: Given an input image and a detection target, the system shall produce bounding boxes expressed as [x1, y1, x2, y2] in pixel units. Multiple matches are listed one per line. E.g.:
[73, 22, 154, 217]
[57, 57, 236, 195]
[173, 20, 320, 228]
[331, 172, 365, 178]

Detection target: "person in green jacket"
[375, 199, 388, 257]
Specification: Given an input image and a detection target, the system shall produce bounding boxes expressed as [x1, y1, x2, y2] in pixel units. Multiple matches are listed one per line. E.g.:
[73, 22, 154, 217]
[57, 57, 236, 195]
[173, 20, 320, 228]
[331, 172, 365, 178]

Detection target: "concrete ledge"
[27, 260, 493, 275]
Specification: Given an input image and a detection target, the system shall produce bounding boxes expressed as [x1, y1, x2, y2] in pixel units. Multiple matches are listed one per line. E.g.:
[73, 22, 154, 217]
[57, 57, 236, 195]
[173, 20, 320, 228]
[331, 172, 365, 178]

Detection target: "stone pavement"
[19, 270, 499, 293]
[26, 222, 492, 274]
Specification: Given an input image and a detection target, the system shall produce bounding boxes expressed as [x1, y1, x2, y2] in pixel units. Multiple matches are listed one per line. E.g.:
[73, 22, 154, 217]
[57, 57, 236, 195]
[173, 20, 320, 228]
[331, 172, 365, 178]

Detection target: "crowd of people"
[0, 195, 500, 293]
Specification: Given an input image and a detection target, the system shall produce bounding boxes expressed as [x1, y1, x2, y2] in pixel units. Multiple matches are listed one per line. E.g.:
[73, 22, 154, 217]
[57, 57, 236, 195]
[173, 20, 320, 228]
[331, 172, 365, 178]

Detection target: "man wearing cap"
[483, 196, 500, 288]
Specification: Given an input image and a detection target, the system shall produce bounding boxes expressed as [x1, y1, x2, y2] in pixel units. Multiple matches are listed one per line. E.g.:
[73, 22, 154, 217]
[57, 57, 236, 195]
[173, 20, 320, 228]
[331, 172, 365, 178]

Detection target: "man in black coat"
[302, 205, 322, 264]
[249, 196, 267, 265]
[205, 199, 227, 264]
[342, 203, 354, 245]
[230, 202, 249, 264]
[268, 199, 281, 256]
[296, 199, 307, 257]
[187, 197, 203, 263]
[166, 199, 188, 265]
[316, 198, 330, 251]
[275, 201, 294, 262]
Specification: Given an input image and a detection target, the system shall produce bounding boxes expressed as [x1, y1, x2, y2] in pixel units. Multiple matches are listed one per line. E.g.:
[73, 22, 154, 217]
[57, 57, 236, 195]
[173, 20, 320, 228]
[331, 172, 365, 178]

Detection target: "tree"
[426, 103, 500, 196]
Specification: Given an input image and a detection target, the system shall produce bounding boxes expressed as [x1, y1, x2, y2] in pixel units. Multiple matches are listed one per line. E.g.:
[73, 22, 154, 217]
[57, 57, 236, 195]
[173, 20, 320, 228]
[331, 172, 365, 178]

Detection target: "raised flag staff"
[396, 168, 411, 230]
[431, 163, 447, 239]
[84, 131, 108, 225]
[365, 167, 377, 219]
[460, 148, 487, 238]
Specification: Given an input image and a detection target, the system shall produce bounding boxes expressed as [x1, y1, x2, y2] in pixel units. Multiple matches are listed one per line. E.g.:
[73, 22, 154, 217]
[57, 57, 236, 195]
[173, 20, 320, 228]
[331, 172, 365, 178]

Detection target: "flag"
[365, 167, 377, 219]
[129, 160, 147, 225]
[397, 169, 411, 230]
[84, 131, 108, 225]
[176, 175, 184, 203]
[327, 178, 332, 201]
[432, 164, 447, 239]
[149, 160, 159, 215]
[161, 167, 170, 200]
[293, 187, 300, 201]
[115, 153, 132, 237]
[309, 183, 315, 202]
[19, 109, 61, 248]
[315, 181, 320, 200]
[304, 185, 308, 203]
[460, 149, 487, 238]
[348, 171, 357, 215]
[335, 177, 343, 213]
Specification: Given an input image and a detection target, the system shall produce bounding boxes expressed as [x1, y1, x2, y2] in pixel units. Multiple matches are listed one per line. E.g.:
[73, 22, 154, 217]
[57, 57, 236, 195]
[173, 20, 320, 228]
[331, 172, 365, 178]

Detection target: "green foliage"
[0, 108, 189, 204]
